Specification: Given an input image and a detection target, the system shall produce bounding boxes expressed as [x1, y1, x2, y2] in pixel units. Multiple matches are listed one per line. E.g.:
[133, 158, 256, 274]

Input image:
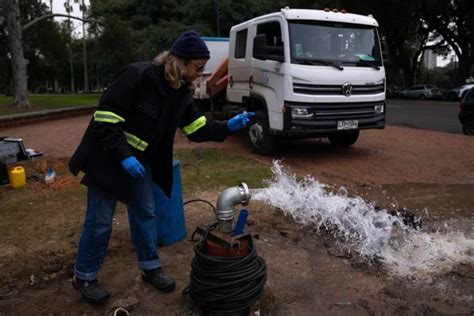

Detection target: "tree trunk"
[6, 0, 31, 108]
[66, 4, 75, 93]
[54, 75, 59, 93]
[96, 66, 101, 92]
[82, 1, 89, 93]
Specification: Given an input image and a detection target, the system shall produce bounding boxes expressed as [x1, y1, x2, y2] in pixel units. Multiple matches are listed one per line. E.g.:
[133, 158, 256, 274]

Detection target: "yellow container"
[8, 166, 26, 189]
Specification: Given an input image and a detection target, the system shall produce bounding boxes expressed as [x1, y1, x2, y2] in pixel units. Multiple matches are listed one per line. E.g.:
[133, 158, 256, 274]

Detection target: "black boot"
[72, 277, 110, 304]
[142, 268, 176, 292]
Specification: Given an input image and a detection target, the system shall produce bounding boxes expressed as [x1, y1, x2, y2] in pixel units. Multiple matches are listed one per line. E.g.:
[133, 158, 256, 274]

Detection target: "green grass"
[0, 149, 272, 287]
[0, 93, 100, 116]
[175, 148, 272, 193]
[0, 149, 271, 251]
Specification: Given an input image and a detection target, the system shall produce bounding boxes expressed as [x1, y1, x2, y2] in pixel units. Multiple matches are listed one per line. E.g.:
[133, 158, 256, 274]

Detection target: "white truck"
[194, 7, 386, 155]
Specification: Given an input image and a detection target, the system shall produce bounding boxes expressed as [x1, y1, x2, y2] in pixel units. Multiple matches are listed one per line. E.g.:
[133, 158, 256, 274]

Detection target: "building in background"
[423, 49, 437, 69]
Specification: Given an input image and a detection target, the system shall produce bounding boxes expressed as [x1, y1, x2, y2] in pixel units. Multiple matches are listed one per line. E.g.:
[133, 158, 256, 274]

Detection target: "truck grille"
[286, 101, 381, 120]
[293, 82, 384, 95]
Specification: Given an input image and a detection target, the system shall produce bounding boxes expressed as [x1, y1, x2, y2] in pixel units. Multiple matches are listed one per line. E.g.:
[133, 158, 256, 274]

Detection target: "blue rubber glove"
[121, 156, 145, 179]
[227, 112, 255, 132]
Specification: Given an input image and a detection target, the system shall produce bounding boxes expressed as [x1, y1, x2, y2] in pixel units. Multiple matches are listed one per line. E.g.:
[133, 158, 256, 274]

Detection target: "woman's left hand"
[227, 112, 255, 132]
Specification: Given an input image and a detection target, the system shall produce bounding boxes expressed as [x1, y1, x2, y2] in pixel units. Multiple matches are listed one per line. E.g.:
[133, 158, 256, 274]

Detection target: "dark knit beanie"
[170, 31, 210, 60]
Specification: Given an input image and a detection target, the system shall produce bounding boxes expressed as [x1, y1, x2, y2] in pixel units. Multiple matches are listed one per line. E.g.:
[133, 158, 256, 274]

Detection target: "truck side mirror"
[381, 39, 391, 66]
[253, 34, 268, 60]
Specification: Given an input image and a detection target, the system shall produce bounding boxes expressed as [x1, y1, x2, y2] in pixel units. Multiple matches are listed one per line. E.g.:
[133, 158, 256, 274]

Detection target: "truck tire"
[246, 111, 278, 155]
[328, 130, 360, 147]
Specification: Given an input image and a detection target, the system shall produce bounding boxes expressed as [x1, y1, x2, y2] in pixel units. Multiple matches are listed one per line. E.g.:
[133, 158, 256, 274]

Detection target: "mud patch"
[358, 182, 474, 234]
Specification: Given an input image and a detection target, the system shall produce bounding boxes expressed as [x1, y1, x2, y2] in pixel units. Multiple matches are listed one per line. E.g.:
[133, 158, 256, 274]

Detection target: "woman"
[69, 31, 253, 304]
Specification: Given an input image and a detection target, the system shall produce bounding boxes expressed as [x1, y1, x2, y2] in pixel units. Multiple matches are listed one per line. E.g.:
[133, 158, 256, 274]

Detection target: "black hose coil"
[189, 240, 267, 314]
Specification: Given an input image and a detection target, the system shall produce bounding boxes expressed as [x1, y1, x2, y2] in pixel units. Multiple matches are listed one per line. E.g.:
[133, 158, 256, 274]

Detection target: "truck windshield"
[289, 20, 382, 68]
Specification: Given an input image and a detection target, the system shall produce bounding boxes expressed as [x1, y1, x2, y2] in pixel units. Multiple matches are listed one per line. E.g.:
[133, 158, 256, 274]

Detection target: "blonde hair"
[153, 51, 189, 90]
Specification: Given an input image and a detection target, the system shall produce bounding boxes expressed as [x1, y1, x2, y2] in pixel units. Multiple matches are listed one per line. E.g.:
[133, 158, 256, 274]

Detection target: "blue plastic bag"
[154, 159, 186, 246]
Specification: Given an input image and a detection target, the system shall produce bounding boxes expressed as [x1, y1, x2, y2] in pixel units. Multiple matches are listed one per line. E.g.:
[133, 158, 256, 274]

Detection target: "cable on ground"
[187, 236, 267, 314]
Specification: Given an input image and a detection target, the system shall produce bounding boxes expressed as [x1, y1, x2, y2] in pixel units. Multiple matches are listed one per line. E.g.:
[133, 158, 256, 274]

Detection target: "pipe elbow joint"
[216, 183, 251, 232]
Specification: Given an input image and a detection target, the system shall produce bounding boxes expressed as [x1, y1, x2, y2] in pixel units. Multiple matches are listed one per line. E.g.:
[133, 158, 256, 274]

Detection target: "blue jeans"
[74, 166, 160, 281]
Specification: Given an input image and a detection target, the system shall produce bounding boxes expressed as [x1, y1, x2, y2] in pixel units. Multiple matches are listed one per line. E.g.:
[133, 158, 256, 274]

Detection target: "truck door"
[227, 28, 252, 106]
[252, 20, 286, 130]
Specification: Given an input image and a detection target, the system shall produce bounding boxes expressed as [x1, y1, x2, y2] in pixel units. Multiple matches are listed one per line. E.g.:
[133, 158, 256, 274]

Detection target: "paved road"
[386, 98, 463, 134]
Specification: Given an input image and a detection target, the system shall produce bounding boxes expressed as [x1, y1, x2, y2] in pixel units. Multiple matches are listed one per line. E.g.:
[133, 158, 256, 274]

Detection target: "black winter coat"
[69, 62, 229, 203]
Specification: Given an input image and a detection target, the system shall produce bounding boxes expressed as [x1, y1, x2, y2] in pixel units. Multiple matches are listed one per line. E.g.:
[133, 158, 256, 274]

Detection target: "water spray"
[252, 161, 474, 278]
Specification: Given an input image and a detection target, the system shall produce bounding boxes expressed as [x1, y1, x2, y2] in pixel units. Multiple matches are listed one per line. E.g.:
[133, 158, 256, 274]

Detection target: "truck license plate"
[337, 120, 358, 130]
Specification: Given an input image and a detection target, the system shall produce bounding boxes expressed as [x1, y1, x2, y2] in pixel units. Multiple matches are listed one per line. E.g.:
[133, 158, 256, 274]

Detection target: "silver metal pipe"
[216, 183, 251, 232]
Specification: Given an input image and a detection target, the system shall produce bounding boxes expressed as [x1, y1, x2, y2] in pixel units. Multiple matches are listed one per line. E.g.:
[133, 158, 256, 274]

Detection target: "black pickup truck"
[459, 88, 474, 135]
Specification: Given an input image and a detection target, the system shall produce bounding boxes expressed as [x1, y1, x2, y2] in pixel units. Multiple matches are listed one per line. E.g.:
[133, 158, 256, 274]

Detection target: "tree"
[87, 14, 135, 84]
[88, 0, 283, 65]
[64, 0, 75, 92]
[2, 0, 96, 108]
[177, 0, 282, 38]
[326, 0, 430, 87]
[419, 0, 474, 85]
[5, 0, 30, 108]
[78, 0, 89, 92]
[20, 1, 69, 93]
[0, 1, 11, 94]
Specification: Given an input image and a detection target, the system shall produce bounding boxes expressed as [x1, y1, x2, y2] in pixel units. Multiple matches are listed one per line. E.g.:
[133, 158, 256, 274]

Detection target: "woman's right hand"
[121, 156, 145, 178]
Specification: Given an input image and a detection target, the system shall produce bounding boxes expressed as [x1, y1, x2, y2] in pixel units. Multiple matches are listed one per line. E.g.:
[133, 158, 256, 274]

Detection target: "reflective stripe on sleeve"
[124, 131, 148, 151]
[93, 110, 125, 124]
[182, 116, 207, 136]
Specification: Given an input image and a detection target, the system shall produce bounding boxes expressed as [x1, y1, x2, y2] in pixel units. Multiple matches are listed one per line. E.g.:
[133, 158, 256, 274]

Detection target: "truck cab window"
[255, 21, 283, 58]
[289, 20, 382, 67]
[235, 29, 248, 59]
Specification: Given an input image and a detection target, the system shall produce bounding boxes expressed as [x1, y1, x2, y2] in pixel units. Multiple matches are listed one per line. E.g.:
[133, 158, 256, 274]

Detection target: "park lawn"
[174, 148, 272, 192]
[0, 148, 272, 277]
[0, 93, 101, 116]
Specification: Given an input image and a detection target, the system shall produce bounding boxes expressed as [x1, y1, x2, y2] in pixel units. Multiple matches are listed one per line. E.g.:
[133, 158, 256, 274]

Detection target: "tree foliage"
[0, 1, 10, 94]
[86, 0, 285, 82]
[418, 0, 474, 84]
[1, 0, 473, 100]
[1, 0, 69, 96]
[20, 0, 69, 92]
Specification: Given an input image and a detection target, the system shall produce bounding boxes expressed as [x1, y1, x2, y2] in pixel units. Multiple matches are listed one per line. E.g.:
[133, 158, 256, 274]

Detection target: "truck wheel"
[247, 111, 278, 155]
[328, 130, 360, 147]
[462, 118, 474, 135]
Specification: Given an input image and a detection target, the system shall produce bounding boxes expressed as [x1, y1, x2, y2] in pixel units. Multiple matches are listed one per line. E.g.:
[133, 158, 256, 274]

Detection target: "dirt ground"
[1, 116, 473, 315]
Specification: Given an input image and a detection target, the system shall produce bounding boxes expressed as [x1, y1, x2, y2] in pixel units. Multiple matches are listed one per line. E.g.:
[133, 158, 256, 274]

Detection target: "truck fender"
[244, 94, 268, 113]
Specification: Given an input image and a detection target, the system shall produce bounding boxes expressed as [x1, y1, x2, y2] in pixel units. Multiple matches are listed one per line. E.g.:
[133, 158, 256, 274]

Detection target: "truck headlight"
[291, 107, 313, 119]
[374, 104, 384, 114]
